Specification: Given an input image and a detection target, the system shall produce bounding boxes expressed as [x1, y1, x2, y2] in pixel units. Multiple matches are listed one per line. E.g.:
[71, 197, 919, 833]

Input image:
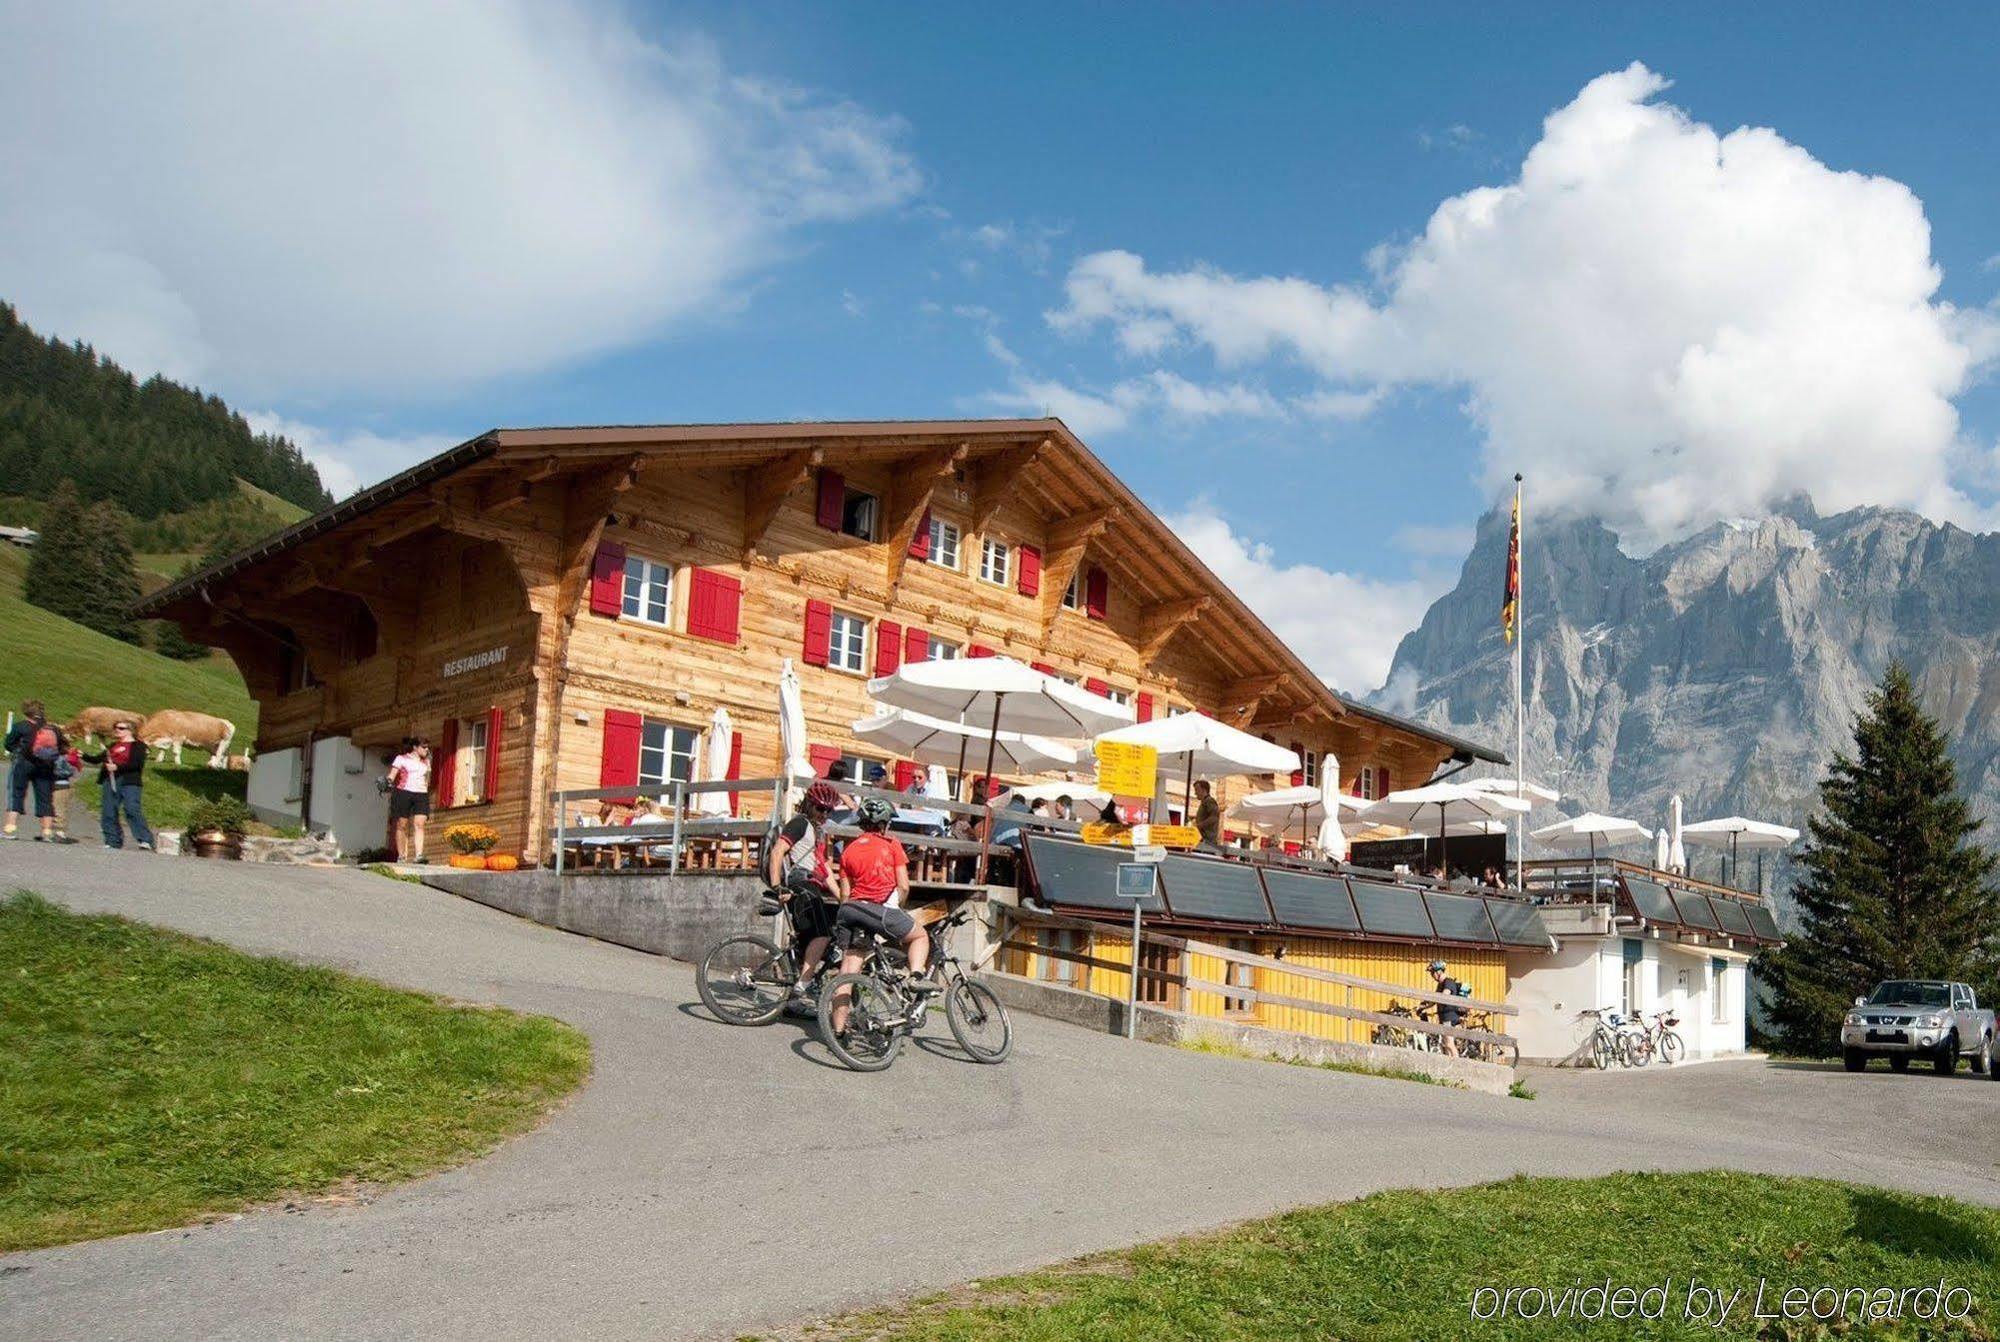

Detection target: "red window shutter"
[908, 508, 932, 560]
[894, 760, 919, 791]
[874, 620, 902, 676]
[802, 599, 833, 666]
[687, 569, 742, 644]
[600, 709, 642, 804]
[1137, 692, 1154, 722]
[815, 469, 845, 530]
[1084, 565, 1108, 619]
[1031, 661, 1056, 676]
[588, 541, 626, 617]
[1378, 767, 1392, 797]
[727, 730, 744, 816]
[808, 744, 840, 778]
[484, 707, 504, 802]
[437, 718, 459, 808]
[903, 626, 929, 663]
[969, 643, 995, 658]
[1085, 677, 1109, 697]
[1289, 741, 1304, 788]
[1017, 543, 1041, 596]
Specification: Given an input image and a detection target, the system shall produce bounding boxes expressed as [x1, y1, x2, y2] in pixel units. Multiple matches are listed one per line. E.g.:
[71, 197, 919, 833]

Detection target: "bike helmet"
[1427, 959, 1447, 974]
[803, 781, 842, 812]
[857, 796, 896, 827]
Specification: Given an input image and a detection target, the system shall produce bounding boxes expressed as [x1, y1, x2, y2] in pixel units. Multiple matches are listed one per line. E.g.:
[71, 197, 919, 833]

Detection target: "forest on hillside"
[0, 302, 332, 521]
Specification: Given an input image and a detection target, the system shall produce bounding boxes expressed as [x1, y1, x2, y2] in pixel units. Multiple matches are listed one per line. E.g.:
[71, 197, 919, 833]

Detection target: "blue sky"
[6, 3, 1999, 693]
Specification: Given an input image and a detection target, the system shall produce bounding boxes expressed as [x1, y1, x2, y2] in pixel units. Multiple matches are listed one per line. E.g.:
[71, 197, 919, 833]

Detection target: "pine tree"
[22, 479, 97, 622]
[82, 500, 142, 645]
[1762, 662, 2000, 1055]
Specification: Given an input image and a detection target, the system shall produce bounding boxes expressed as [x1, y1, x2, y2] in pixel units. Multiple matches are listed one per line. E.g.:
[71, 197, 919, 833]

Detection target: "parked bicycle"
[1460, 1008, 1521, 1068]
[696, 887, 842, 1025]
[817, 906, 1013, 1072]
[1643, 1010, 1685, 1065]
[1371, 1000, 1436, 1052]
[1579, 1007, 1648, 1069]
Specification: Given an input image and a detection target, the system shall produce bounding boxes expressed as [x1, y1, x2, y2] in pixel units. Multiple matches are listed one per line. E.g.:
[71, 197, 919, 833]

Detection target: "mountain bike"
[1372, 1000, 1439, 1053]
[817, 906, 1013, 1072]
[1460, 1009, 1521, 1068]
[1579, 1008, 1626, 1070]
[696, 888, 842, 1025]
[1644, 1010, 1685, 1064]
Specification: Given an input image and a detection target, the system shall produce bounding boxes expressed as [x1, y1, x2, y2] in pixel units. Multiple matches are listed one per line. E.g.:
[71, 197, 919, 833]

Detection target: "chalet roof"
[134, 417, 1504, 764]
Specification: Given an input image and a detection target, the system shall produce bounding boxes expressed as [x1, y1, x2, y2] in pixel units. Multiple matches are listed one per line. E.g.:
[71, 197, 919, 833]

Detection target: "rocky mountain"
[1377, 499, 2000, 908]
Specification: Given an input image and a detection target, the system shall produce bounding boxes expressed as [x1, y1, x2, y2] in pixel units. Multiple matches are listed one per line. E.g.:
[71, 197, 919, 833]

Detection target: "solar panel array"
[1744, 902, 1783, 942]
[1670, 889, 1721, 931]
[1711, 897, 1755, 938]
[1617, 872, 1784, 943]
[1623, 877, 1682, 924]
[1022, 837, 1553, 949]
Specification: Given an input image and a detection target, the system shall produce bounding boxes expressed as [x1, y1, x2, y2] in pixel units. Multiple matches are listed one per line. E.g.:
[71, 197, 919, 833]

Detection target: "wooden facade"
[137, 420, 1501, 860]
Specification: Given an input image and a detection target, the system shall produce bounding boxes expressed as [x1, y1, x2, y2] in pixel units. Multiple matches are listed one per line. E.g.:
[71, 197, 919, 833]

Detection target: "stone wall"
[421, 867, 766, 963]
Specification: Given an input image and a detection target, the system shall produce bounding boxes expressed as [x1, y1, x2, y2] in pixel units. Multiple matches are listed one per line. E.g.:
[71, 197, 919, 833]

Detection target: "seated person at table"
[768, 782, 844, 993]
[828, 798, 935, 1035]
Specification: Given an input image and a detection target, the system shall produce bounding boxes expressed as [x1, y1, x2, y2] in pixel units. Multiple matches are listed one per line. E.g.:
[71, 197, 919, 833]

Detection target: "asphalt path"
[3, 843, 1996, 1341]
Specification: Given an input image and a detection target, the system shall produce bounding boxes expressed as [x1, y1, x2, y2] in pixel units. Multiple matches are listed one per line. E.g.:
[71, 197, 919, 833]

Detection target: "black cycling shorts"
[782, 874, 837, 942]
[833, 900, 916, 950]
[390, 789, 431, 820]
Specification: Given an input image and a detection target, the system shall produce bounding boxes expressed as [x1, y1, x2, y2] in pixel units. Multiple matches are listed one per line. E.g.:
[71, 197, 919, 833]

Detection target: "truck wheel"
[1888, 1055, 1910, 1073]
[1974, 1036, 1992, 1074]
[1842, 1048, 1868, 1073]
[1934, 1033, 1959, 1076]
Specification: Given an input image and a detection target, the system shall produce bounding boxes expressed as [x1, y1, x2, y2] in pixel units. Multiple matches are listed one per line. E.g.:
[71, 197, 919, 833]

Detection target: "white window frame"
[621, 554, 674, 628]
[638, 720, 700, 794]
[926, 516, 962, 570]
[979, 536, 1011, 586]
[927, 637, 961, 661]
[456, 716, 490, 804]
[1302, 752, 1318, 788]
[1103, 687, 1130, 707]
[827, 610, 869, 675]
[1062, 570, 1082, 610]
[834, 751, 883, 786]
[840, 488, 880, 542]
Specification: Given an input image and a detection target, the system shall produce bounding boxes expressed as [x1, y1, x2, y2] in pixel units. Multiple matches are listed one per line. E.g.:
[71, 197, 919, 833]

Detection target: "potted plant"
[185, 796, 252, 860]
[443, 822, 500, 869]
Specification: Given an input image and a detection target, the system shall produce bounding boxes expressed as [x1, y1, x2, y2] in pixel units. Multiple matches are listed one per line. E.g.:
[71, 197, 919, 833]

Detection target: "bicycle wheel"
[1590, 1028, 1615, 1070]
[697, 935, 791, 1025]
[1658, 1030, 1685, 1065]
[817, 972, 905, 1072]
[946, 979, 1013, 1063]
[1624, 1031, 1654, 1067]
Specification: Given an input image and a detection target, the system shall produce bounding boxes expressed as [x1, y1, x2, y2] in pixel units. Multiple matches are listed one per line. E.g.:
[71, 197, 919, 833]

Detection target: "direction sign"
[1133, 823, 1201, 850]
[1130, 844, 1167, 864]
[1094, 740, 1158, 798]
[1116, 862, 1157, 899]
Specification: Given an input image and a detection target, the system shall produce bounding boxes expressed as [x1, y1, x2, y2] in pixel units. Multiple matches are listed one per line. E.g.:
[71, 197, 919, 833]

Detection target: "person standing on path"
[388, 738, 433, 863]
[4, 699, 66, 842]
[82, 719, 155, 851]
[49, 743, 82, 843]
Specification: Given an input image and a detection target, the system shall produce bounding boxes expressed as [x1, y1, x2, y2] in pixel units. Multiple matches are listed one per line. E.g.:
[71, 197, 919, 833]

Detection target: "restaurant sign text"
[442, 645, 510, 679]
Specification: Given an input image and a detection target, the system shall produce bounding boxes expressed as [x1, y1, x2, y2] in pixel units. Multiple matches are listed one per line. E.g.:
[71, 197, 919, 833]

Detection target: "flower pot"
[485, 854, 520, 872]
[448, 853, 489, 870]
[191, 829, 243, 861]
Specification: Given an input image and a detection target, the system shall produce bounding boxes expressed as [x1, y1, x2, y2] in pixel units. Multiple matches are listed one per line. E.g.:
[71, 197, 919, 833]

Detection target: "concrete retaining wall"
[979, 972, 1517, 1096]
[421, 868, 766, 963]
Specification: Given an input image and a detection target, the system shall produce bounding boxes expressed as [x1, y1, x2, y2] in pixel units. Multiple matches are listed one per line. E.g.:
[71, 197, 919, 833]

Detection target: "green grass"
[234, 477, 311, 525]
[766, 1172, 2000, 1341]
[0, 893, 590, 1251]
[1176, 1036, 1463, 1090]
[66, 765, 250, 835]
[0, 583, 255, 738]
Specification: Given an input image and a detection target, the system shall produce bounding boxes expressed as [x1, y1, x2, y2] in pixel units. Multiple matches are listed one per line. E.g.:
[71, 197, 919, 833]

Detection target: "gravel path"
[3, 843, 1995, 1341]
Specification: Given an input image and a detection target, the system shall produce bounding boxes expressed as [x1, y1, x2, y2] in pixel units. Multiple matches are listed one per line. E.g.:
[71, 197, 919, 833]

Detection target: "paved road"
[3, 844, 1997, 1341]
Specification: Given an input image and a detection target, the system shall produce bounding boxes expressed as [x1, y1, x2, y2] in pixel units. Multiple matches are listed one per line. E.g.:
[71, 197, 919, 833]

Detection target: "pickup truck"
[1841, 980, 1994, 1076]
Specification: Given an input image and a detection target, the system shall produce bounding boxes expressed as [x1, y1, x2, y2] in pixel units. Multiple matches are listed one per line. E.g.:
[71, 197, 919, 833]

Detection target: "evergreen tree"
[150, 620, 213, 661]
[22, 480, 96, 622]
[82, 500, 142, 645]
[1762, 662, 2000, 1055]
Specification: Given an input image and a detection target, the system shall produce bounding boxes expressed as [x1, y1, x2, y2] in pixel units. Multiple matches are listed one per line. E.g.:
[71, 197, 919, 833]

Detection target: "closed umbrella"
[1654, 824, 1671, 873]
[1668, 795, 1686, 874]
[1362, 783, 1530, 874]
[1530, 811, 1653, 870]
[1680, 816, 1800, 891]
[778, 659, 813, 801]
[851, 707, 1078, 775]
[693, 706, 732, 818]
[1318, 753, 1350, 862]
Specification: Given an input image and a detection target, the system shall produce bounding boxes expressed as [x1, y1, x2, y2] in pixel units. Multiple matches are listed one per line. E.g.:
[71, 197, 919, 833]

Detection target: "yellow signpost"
[1135, 824, 1201, 849]
[1093, 741, 1157, 798]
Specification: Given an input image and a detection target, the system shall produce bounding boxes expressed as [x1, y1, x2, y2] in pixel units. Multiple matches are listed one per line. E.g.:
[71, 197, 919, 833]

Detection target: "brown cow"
[139, 709, 237, 768]
[65, 706, 147, 746]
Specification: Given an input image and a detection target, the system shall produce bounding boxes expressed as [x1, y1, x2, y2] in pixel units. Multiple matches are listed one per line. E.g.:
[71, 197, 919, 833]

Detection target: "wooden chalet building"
[136, 420, 1502, 860]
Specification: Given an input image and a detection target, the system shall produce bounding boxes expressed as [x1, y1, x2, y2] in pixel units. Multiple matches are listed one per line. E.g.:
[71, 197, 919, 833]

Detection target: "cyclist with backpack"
[4, 699, 67, 842]
[1423, 958, 1467, 1058]
[766, 780, 844, 998]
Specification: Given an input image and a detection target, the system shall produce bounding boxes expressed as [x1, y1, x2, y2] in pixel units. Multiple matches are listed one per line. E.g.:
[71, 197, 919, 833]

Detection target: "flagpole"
[1514, 473, 1525, 893]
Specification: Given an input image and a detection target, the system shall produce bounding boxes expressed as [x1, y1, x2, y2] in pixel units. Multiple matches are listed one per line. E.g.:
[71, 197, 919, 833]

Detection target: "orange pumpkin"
[448, 853, 488, 870]
[486, 854, 520, 872]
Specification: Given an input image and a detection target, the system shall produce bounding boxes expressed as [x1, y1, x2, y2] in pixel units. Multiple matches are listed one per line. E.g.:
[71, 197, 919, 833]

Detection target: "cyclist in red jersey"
[828, 796, 937, 1035]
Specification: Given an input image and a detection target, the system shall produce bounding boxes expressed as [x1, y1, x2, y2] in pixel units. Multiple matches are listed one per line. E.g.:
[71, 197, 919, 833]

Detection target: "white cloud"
[244, 411, 459, 501]
[0, 0, 919, 398]
[1392, 523, 1476, 558]
[1169, 505, 1445, 696]
[1052, 64, 2000, 548]
[975, 369, 1309, 436]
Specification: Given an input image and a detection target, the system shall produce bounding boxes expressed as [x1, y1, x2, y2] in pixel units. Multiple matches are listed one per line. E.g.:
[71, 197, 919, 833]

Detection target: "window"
[639, 720, 700, 791]
[927, 637, 961, 661]
[828, 611, 868, 674]
[1711, 957, 1729, 1023]
[833, 751, 882, 785]
[979, 536, 1011, 586]
[456, 716, 490, 804]
[1303, 752, 1319, 788]
[1355, 765, 1381, 800]
[840, 488, 879, 541]
[621, 555, 673, 627]
[926, 517, 961, 569]
[1104, 687, 1131, 706]
[1621, 938, 1645, 1017]
[1062, 571, 1082, 610]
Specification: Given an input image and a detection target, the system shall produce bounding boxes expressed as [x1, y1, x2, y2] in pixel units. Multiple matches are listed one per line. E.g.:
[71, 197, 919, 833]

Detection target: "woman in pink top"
[387, 738, 433, 864]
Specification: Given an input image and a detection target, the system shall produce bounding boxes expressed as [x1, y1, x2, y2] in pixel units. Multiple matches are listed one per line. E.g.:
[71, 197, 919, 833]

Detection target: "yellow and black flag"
[1501, 490, 1520, 644]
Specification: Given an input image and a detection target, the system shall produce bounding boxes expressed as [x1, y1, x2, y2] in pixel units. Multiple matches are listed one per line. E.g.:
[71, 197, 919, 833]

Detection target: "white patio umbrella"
[1094, 710, 1300, 812]
[1667, 795, 1687, 874]
[1680, 816, 1800, 891]
[1230, 784, 1371, 846]
[867, 655, 1132, 803]
[1530, 811, 1653, 868]
[777, 659, 813, 801]
[998, 779, 1112, 811]
[1363, 782, 1530, 873]
[851, 707, 1079, 775]
[1318, 753, 1352, 862]
[693, 706, 733, 818]
[1463, 777, 1562, 804]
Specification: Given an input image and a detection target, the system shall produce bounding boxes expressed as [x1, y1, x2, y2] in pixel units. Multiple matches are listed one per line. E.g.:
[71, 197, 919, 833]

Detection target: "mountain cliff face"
[1378, 500, 2000, 906]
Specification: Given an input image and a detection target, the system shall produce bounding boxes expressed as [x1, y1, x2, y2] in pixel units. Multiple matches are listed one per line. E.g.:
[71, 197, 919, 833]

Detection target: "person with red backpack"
[4, 699, 68, 842]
